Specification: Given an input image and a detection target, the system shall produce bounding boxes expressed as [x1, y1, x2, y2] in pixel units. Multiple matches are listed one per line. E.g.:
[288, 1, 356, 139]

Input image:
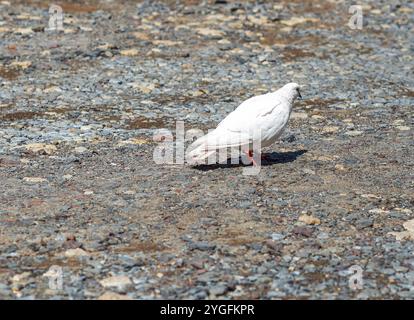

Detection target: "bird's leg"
[242, 149, 258, 166]
[249, 150, 259, 166]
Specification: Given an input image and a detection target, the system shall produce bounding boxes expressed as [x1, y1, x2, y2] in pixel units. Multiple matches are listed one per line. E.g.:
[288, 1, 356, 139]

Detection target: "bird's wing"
[216, 92, 282, 135]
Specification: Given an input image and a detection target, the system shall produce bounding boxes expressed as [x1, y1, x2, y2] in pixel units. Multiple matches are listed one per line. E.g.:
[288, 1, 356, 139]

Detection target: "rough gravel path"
[0, 0, 413, 299]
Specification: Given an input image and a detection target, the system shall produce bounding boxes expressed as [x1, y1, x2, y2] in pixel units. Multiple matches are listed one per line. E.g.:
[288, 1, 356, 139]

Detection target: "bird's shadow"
[193, 149, 308, 171]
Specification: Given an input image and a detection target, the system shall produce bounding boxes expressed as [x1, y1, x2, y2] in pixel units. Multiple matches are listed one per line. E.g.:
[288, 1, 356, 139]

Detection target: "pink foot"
[243, 150, 259, 166]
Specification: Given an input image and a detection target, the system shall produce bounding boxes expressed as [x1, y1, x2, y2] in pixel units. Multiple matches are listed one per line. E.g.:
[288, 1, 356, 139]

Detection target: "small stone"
[64, 248, 89, 258]
[247, 15, 269, 26]
[311, 115, 325, 120]
[74, 146, 87, 153]
[84, 190, 94, 195]
[345, 130, 363, 136]
[196, 28, 224, 39]
[355, 218, 374, 230]
[23, 177, 47, 183]
[280, 17, 320, 26]
[335, 164, 346, 171]
[399, 7, 413, 13]
[10, 61, 31, 69]
[130, 82, 155, 93]
[265, 240, 282, 252]
[395, 208, 412, 214]
[25, 143, 57, 155]
[209, 285, 228, 296]
[120, 49, 139, 56]
[369, 208, 389, 214]
[153, 40, 181, 46]
[12, 272, 31, 283]
[99, 276, 132, 290]
[291, 112, 308, 119]
[303, 168, 316, 175]
[388, 231, 414, 241]
[322, 126, 339, 133]
[80, 126, 91, 131]
[190, 260, 204, 269]
[191, 89, 208, 97]
[361, 194, 382, 199]
[298, 214, 321, 225]
[403, 220, 414, 233]
[396, 126, 410, 131]
[98, 292, 133, 300]
[271, 233, 285, 241]
[188, 241, 216, 251]
[14, 28, 33, 34]
[43, 86, 61, 93]
[80, 26, 93, 32]
[317, 232, 330, 239]
[315, 155, 334, 161]
[282, 134, 296, 143]
[32, 26, 44, 32]
[16, 14, 41, 20]
[63, 28, 76, 34]
[217, 38, 232, 49]
[292, 226, 313, 237]
[131, 32, 150, 40]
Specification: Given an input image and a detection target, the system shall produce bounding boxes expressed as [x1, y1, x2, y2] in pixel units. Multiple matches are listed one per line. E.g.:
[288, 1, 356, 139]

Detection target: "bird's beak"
[298, 89, 302, 99]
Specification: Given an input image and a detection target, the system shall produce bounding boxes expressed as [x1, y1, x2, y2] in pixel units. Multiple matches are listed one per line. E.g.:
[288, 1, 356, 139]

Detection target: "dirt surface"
[0, 0, 413, 299]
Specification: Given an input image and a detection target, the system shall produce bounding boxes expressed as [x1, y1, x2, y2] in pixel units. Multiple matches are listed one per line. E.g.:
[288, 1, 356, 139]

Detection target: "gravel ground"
[0, 0, 413, 299]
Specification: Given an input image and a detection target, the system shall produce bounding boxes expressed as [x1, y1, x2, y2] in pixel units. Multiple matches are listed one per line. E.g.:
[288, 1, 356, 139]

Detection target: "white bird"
[186, 82, 302, 165]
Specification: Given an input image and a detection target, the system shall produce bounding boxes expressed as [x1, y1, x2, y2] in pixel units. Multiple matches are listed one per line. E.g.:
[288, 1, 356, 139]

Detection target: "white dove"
[186, 82, 302, 165]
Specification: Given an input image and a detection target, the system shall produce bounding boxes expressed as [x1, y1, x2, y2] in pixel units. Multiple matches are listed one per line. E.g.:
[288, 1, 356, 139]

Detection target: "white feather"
[187, 83, 301, 164]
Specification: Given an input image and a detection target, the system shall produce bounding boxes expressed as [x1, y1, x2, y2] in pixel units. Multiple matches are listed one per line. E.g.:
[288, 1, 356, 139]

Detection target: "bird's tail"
[187, 145, 216, 164]
[186, 138, 217, 165]
[186, 132, 221, 165]
[186, 130, 252, 165]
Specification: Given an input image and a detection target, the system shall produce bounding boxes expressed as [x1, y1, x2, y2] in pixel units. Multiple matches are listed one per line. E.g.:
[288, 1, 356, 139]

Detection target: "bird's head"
[282, 82, 302, 100]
